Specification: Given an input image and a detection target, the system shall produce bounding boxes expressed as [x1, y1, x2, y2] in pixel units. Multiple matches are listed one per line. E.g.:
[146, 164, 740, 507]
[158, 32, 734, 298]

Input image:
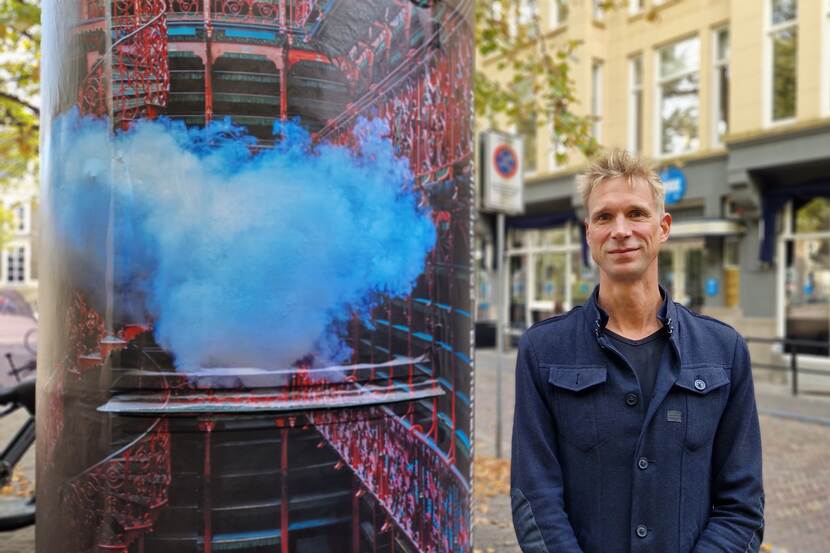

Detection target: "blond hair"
[577, 149, 664, 214]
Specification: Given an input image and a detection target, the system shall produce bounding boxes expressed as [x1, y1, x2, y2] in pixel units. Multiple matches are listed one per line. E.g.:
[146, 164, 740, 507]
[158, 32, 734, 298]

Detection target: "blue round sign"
[660, 166, 687, 206]
[493, 144, 518, 179]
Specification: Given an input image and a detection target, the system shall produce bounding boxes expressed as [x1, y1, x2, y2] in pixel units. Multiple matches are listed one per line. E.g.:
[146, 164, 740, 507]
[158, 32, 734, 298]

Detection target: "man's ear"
[659, 211, 672, 243]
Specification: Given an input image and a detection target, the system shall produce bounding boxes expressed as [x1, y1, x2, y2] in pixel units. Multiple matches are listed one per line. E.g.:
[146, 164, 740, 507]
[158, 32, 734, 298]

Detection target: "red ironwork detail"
[78, 62, 108, 118]
[311, 407, 470, 553]
[63, 418, 173, 551]
[61, 293, 106, 377]
[170, 0, 200, 13]
[111, 0, 170, 126]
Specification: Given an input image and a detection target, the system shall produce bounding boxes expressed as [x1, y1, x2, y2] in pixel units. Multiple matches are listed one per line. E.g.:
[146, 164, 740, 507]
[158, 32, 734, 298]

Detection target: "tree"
[474, 0, 599, 165]
[0, 0, 38, 189]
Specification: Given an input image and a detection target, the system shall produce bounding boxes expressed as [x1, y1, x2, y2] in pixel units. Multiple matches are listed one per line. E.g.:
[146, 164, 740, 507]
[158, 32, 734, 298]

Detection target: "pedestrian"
[510, 149, 764, 552]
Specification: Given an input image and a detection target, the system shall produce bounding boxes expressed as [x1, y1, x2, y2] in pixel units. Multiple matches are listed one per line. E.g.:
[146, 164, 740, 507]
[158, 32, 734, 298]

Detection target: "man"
[510, 150, 764, 553]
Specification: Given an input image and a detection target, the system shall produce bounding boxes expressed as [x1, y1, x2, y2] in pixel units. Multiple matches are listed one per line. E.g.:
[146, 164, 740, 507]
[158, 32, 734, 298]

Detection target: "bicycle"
[0, 373, 35, 531]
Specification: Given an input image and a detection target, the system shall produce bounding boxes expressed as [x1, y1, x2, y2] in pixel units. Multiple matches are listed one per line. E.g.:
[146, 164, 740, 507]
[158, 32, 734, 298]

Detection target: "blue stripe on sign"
[168, 26, 197, 36]
[224, 28, 276, 40]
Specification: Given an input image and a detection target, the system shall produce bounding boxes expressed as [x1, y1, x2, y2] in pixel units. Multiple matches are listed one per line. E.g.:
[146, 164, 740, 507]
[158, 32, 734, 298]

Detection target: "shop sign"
[660, 165, 687, 206]
[481, 131, 524, 214]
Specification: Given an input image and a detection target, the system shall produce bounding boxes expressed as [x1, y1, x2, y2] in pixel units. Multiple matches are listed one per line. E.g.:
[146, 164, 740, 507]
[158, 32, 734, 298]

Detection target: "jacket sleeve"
[510, 332, 584, 553]
[692, 335, 764, 553]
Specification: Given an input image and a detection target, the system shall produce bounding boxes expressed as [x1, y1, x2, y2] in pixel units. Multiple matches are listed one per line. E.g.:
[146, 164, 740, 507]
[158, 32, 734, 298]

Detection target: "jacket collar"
[584, 284, 681, 362]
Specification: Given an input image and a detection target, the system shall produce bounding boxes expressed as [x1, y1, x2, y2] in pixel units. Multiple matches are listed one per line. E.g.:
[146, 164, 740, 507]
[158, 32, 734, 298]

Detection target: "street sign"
[481, 131, 524, 214]
[660, 165, 687, 206]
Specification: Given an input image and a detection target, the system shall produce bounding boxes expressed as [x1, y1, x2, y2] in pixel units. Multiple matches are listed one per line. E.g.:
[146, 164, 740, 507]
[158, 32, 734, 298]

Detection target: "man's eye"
[629, 210, 646, 218]
[595, 213, 610, 221]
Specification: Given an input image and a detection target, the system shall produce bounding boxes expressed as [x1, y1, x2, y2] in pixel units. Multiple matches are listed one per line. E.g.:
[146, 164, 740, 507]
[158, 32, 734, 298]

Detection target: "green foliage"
[0, 0, 39, 188]
[474, 0, 599, 164]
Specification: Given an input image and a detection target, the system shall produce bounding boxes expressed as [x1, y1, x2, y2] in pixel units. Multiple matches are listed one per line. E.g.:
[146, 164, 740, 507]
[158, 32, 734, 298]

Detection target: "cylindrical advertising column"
[39, 1, 474, 552]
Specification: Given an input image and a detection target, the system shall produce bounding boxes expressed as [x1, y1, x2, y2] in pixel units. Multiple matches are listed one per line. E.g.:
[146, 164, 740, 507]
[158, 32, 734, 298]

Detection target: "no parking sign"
[481, 131, 524, 214]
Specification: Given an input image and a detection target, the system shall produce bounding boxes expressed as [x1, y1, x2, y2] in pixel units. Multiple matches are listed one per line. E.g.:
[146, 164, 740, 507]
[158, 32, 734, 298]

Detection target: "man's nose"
[610, 215, 632, 239]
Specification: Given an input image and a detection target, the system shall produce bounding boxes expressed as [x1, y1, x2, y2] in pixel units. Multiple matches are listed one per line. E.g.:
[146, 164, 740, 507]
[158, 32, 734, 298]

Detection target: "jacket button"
[636, 525, 648, 538]
[637, 457, 649, 470]
[625, 393, 639, 407]
[694, 379, 706, 391]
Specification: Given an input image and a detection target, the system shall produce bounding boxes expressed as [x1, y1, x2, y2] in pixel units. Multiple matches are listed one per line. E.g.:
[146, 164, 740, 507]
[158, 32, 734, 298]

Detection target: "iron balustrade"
[744, 336, 830, 396]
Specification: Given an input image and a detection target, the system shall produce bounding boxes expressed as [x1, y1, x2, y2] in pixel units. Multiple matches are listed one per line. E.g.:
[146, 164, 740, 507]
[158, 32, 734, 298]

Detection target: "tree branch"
[0, 91, 38, 116]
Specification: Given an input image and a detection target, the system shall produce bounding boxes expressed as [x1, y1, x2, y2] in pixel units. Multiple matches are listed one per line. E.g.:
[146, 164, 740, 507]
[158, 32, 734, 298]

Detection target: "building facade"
[0, 187, 38, 308]
[478, 0, 830, 386]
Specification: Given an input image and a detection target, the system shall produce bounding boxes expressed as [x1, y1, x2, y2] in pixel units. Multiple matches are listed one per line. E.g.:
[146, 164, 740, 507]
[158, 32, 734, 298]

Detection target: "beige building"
[477, 0, 830, 388]
[0, 186, 39, 310]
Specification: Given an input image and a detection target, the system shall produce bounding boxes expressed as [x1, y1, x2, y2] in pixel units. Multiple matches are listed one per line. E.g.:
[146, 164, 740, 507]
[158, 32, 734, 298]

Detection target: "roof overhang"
[670, 219, 745, 239]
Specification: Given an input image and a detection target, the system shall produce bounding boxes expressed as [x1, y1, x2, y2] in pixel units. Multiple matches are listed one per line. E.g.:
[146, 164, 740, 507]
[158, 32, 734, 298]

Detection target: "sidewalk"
[3, 352, 829, 552]
[473, 348, 830, 553]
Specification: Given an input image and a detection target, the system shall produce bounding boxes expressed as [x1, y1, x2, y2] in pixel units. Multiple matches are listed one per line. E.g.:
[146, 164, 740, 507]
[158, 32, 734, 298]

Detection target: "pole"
[495, 212, 505, 459]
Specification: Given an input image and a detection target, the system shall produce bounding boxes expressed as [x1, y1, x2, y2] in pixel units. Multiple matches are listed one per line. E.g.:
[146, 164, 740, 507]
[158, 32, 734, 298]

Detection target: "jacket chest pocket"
[546, 365, 607, 452]
[673, 366, 731, 451]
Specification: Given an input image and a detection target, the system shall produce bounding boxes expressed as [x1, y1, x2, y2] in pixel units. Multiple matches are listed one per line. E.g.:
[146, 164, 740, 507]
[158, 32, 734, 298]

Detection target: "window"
[517, 113, 537, 173]
[10, 203, 28, 234]
[629, 0, 645, 14]
[550, 137, 567, 169]
[628, 55, 643, 153]
[713, 28, 730, 145]
[592, 61, 604, 143]
[5, 246, 25, 284]
[550, 0, 568, 26]
[593, 0, 604, 21]
[657, 37, 700, 156]
[767, 0, 797, 122]
[518, 0, 537, 28]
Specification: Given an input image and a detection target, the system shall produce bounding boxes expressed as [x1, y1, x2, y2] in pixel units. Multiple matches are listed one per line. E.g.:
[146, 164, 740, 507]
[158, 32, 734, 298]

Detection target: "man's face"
[585, 176, 671, 283]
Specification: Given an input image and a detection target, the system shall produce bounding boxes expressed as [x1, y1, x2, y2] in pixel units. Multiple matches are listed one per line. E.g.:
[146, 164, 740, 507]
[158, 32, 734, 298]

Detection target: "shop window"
[795, 197, 830, 233]
[534, 253, 566, 306]
[713, 27, 730, 146]
[628, 55, 643, 153]
[570, 251, 593, 305]
[783, 198, 830, 355]
[657, 36, 700, 156]
[767, 0, 797, 122]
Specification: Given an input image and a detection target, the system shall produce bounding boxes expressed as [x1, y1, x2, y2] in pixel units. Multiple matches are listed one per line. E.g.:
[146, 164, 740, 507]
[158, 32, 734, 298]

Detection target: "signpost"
[480, 131, 524, 458]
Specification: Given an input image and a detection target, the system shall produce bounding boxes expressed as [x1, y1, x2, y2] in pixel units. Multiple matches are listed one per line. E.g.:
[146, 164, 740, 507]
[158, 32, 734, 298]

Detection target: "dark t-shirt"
[606, 328, 667, 411]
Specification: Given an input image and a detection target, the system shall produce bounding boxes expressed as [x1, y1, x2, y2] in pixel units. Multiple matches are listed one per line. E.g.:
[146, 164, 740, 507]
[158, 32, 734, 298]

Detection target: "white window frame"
[712, 26, 730, 147]
[517, 0, 537, 28]
[629, 0, 645, 15]
[628, 54, 643, 153]
[549, 0, 567, 27]
[11, 202, 30, 235]
[655, 36, 701, 158]
[592, 60, 604, 143]
[3, 242, 28, 286]
[764, 0, 798, 126]
[593, 0, 604, 21]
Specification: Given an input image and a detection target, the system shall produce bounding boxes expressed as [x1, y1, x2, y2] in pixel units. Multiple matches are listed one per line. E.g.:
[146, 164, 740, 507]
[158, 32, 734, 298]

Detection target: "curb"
[758, 408, 830, 428]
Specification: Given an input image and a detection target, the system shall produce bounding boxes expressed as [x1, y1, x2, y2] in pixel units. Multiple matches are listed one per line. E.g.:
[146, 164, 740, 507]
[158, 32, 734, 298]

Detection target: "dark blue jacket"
[510, 287, 764, 553]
